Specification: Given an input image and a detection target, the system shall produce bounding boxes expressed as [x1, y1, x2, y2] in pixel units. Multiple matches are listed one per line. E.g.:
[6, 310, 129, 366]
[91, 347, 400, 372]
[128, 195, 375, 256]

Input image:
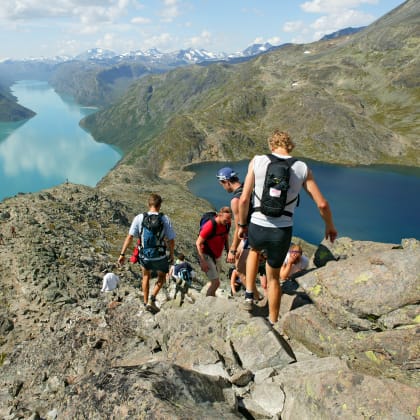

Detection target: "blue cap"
[216, 167, 238, 181]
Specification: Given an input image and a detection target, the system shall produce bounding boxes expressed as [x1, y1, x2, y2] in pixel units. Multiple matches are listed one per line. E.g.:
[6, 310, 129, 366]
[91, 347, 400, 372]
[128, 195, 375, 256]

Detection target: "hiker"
[118, 193, 175, 313]
[216, 167, 244, 264]
[10, 226, 16, 238]
[172, 253, 195, 283]
[217, 166, 263, 298]
[171, 253, 195, 304]
[238, 129, 337, 326]
[0, 232, 4, 245]
[196, 206, 232, 296]
[229, 266, 245, 296]
[280, 243, 309, 282]
[101, 272, 120, 292]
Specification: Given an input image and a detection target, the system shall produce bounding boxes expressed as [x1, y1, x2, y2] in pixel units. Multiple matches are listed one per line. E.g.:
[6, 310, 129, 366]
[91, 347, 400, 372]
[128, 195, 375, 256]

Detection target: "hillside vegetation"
[82, 0, 419, 170]
[0, 85, 36, 122]
[49, 61, 159, 107]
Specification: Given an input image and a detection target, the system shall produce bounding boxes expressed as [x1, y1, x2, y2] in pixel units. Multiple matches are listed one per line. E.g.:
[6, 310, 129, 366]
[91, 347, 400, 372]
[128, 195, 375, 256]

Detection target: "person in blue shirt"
[118, 193, 176, 313]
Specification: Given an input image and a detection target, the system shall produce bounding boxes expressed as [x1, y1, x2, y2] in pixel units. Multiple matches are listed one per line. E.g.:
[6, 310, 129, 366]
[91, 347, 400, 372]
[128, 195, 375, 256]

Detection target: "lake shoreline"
[186, 159, 420, 245]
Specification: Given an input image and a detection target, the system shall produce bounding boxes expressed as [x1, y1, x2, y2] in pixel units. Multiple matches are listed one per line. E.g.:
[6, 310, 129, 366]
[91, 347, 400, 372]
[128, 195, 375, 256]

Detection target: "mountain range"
[1, 0, 418, 170]
[0, 28, 362, 111]
[80, 0, 419, 170]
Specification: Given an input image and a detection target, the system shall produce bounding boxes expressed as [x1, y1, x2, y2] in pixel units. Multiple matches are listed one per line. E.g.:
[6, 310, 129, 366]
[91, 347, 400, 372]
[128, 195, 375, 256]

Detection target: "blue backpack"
[177, 267, 192, 286]
[140, 212, 166, 259]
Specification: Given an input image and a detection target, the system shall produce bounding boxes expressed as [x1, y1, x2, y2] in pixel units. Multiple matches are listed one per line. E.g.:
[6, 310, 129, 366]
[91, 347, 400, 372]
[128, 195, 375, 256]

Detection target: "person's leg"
[151, 271, 166, 298]
[260, 274, 268, 297]
[264, 226, 293, 324]
[141, 268, 151, 305]
[206, 278, 220, 296]
[205, 255, 221, 296]
[245, 248, 260, 300]
[266, 264, 281, 324]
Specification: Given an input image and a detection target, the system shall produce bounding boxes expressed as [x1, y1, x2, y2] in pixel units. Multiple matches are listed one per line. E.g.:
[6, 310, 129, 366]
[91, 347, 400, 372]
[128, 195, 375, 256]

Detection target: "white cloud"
[248, 36, 280, 47]
[131, 16, 151, 24]
[187, 30, 212, 48]
[310, 9, 374, 39]
[267, 36, 281, 46]
[301, 0, 378, 14]
[159, 0, 180, 22]
[283, 20, 305, 33]
[142, 32, 176, 51]
[96, 32, 115, 50]
[0, 0, 132, 23]
[79, 24, 100, 35]
[297, 0, 378, 42]
[252, 37, 264, 45]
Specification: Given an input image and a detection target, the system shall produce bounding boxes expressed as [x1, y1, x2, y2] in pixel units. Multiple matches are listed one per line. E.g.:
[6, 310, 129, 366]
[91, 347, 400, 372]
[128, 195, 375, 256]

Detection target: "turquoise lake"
[1, 80, 419, 245]
[0, 80, 122, 201]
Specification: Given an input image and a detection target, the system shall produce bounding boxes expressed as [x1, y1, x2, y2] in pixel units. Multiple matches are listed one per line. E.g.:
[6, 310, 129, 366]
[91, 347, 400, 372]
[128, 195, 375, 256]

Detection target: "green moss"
[354, 272, 372, 284]
[0, 353, 6, 366]
[365, 350, 381, 364]
[310, 284, 322, 296]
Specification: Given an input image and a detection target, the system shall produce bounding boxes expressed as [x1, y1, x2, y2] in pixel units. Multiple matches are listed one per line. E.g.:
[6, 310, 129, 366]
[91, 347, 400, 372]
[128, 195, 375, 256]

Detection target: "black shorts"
[139, 257, 170, 274]
[248, 223, 292, 268]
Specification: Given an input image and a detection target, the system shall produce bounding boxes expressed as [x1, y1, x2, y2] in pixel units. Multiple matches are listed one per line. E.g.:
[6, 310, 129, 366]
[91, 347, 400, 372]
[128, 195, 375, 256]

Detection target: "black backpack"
[199, 211, 230, 258]
[254, 155, 299, 217]
[140, 212, 166, 259]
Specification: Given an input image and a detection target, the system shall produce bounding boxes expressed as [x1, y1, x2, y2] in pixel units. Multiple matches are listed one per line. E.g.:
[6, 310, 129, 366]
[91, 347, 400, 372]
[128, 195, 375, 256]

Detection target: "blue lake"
[0, 80, 122, 202]
[1, 80, 419, 245]
[187, 159, 420, 245]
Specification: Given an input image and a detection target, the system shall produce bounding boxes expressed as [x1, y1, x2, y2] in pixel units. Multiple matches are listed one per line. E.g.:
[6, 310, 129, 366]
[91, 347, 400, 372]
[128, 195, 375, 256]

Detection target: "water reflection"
[0, 80, 121, 201]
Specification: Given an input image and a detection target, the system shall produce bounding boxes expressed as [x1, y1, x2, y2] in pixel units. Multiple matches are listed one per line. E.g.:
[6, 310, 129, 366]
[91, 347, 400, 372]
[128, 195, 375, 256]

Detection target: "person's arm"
[303, 169, 338, 243]
[280, 253, 298, 280]
[118, 233, 134, 264]
[196, 235, 209, 272]
[224, 231, 230, 262]
[238, 159, 255, 239]
[230, 268, 237, 295]
[163, 216, 176, 263]
[168, 264, 175, 279]
[227, 197, 240, 263]
[167, 238, 175, 264]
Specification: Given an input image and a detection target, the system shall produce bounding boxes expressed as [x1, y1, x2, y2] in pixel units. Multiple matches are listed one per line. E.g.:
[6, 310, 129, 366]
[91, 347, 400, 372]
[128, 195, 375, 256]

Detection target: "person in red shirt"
[196, 207, 232, 296]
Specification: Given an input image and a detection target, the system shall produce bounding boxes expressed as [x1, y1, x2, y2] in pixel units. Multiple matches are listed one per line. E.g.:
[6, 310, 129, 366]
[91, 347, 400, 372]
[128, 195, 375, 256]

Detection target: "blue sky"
[0, 0, 406, 60]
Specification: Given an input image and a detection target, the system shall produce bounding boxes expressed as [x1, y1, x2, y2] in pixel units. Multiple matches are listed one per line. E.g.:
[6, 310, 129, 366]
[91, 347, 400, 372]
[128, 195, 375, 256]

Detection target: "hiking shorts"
[248, 223, 292, 269]
[203, 254, 222, 281]
[139, 256, 170, 274]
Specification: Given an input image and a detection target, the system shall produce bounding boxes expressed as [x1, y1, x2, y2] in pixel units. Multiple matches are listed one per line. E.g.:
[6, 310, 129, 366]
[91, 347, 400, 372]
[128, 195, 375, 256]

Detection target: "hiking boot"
[242, 298, 254, 312]
[146, 300, 160, 313]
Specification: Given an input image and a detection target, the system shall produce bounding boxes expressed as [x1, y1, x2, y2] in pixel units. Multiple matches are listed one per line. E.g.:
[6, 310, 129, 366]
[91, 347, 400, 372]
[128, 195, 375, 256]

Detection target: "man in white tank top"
[237, 130, 337, 326]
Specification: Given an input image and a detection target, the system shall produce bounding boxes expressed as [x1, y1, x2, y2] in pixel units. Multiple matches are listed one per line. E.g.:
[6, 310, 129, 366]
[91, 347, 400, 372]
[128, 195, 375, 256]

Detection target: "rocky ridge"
[0, 164, 419, 419]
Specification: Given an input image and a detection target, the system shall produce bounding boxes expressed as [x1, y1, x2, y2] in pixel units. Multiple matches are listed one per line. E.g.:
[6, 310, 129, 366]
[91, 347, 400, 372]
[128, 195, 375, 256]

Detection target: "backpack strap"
[139, 212, 147, 237]
[254, 155, 299, 217]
